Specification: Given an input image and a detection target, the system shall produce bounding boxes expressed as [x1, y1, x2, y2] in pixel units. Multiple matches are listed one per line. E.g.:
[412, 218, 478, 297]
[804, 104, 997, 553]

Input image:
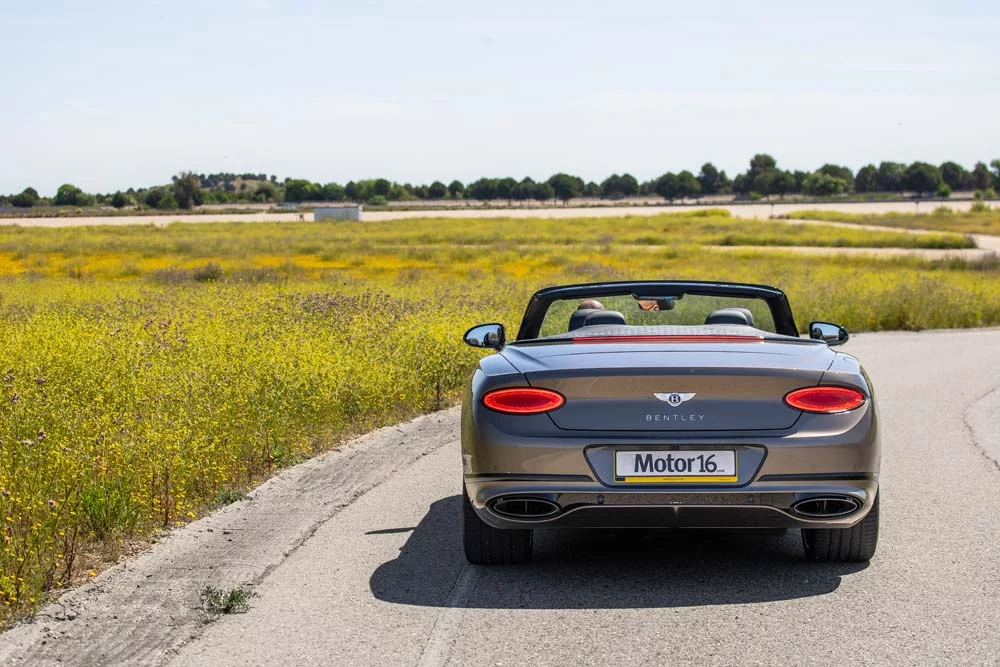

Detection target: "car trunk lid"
[501, 340, 834, 431]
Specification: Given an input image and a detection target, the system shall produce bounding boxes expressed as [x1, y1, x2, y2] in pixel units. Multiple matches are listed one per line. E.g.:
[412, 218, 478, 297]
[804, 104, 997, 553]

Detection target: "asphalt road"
[2, 329, 999, 666]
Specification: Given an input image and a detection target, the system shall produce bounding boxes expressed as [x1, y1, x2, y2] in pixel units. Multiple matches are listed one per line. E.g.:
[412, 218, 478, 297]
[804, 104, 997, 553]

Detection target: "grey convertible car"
[461, 281, 879, 564]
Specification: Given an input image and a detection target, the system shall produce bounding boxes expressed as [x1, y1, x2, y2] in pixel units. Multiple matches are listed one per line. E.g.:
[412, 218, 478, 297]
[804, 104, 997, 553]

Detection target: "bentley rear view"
[461, 281, 879, 564]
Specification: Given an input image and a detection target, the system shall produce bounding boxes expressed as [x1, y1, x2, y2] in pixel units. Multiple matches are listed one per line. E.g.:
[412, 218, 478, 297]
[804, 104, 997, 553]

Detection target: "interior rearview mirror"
[463, 323, 505, 350]
[808, 321, 849, 346]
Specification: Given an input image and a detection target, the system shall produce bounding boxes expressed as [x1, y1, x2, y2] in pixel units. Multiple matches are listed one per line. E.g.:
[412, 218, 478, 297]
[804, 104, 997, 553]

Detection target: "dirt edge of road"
[0, 407, 460, 666]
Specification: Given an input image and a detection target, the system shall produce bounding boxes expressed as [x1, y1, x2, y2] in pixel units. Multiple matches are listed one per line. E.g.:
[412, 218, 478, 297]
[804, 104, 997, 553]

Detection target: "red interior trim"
[571, 335, 766, 343]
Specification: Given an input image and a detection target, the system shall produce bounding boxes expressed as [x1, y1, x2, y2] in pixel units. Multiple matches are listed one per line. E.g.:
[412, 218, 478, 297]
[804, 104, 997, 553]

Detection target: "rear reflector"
[483, 388, 565, 414]
[571, 335, 765, 343]
[784, 386, 866, 413]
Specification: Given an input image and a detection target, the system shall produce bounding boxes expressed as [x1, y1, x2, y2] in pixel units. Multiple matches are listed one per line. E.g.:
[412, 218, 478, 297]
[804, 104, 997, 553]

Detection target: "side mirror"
[463, 323, 505, 350]
[809, 321, 849, 347]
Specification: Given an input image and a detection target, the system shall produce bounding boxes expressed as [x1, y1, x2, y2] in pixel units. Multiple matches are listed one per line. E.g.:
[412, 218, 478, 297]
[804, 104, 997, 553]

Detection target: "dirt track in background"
[0, 199, 990, 228]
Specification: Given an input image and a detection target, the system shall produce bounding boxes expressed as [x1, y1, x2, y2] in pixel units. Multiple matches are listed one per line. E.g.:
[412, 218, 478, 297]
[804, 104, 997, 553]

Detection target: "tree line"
[3, 157, 999, 210]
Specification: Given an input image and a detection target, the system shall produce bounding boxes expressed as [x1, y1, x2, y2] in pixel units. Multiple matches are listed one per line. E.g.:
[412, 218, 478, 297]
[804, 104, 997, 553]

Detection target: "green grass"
[1, 212, 999, 624]
[783, 208, 1000, 236]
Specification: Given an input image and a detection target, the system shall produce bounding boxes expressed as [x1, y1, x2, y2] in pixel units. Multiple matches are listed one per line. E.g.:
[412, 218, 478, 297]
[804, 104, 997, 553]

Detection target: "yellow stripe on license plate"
[621, 475, 738, 483]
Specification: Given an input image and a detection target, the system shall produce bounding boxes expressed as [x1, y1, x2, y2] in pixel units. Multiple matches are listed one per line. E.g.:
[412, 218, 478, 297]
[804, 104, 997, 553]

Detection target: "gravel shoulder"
[0, 410, 459, 666]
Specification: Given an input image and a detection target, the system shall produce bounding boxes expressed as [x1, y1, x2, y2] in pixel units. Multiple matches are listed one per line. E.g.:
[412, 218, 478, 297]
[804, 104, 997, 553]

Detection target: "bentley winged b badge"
[653, 392, 696, 407]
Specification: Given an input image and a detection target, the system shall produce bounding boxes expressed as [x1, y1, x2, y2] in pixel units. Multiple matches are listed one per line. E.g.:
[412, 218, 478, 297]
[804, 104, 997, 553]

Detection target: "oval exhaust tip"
[792, 496, 861, 518]
[490, 497, 560, 519]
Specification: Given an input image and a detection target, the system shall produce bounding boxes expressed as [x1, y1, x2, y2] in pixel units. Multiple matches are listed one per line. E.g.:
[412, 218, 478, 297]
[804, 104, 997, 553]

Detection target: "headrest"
[568, 308, 600, 331]
[583, 310, 627, 327]
[705, 308, 754, 327]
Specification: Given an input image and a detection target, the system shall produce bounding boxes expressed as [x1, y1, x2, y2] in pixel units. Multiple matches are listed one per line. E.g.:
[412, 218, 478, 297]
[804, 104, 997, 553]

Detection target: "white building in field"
[314, 205, 363, 222]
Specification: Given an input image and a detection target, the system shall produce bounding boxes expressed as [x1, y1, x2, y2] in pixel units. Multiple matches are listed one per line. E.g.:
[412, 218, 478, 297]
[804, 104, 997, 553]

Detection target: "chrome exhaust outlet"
[490, 497, 560, 519]
[791, 496, 861, 518]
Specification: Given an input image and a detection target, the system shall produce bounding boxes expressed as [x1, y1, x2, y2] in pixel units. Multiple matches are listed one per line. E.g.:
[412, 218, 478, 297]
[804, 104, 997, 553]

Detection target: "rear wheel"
[462, 485, 533, 565]
[802, 493, 879, 562]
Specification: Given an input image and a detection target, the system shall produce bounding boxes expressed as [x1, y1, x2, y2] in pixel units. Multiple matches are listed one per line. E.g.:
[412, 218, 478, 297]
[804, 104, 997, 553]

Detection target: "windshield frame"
[514, 280, 799, 340]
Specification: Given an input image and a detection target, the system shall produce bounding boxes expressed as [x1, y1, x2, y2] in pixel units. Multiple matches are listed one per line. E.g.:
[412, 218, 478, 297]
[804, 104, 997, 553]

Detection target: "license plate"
[614, 450, 737, 483]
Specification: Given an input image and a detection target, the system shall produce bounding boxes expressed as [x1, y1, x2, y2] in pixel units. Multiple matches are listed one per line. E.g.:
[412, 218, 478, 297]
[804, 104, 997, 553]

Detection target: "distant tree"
[172, 172, 204, 209]
[619, 173, 639, 196]
[413, 185, 429, 199]
[110, 191, 130, 208]
[11, 187, 40, 208]
[697, 163, 721, 194]
[583, 181, 600, 197]
[876, 162, 906, 192]
[801, 172, 847, 196]
[716, 170, 731, 193]
[512, 177, 536, 201]
[935, 183, 952, 198]
[751, 170, 775, 196]
[468, 178, 496, 202]
[654, 172, 678, 201]
[817, 164, 854, 191]
[373, 178, 392, 197]
[285, 179, 320, 203]
[793, 170, 808, 192]
[389, 183, 411, 200]
[902, 162, 942, 195]
[854, 164, 879, 193]
[600, 174, 623, 198]
[770, 170, 797, 198]
[320, 182, 345, 201]
[731, 173, 750, 195]
[991, 160, 1000, 188]
[600, 173, 638, 199]
[156, 191, 178, 210]
[447, 180, 465, 198]
[939, 162, 968, 191]
[355, 181, 375, 202]
[254, 181, 279, 202]
[674, 170, 701, 199]
[547, 173, 584, 203]
[749, 153, 777, 175]
[735, 153, 781, 197]
[344, 181, 360, 201]
[495, 177, 518, 202]
[54, 183, 86, 206]
[143, 187, 165, 208]
[427, 181, 448, 199]
[533, 182, 554, 202]
[971, 162, 993, 190]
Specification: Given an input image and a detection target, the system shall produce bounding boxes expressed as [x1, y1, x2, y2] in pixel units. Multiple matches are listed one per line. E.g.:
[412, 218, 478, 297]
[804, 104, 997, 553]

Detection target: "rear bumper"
[464, 476, 878, 530]
[461, 391, 880, 530]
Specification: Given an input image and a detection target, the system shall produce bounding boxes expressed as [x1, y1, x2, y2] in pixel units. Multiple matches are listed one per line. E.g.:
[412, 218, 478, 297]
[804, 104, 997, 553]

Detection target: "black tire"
[462, 486, 533, 565]
[802, 493, 879, 562]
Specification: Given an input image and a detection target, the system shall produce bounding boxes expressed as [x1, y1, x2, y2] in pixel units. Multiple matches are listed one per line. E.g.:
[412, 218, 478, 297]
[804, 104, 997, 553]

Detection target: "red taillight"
[785, 386, 866, 413]
[483, 388, 565, 414]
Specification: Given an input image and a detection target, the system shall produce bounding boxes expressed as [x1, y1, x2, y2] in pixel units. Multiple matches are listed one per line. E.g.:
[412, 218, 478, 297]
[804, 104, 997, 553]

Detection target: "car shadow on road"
[369, 495, 869, 610]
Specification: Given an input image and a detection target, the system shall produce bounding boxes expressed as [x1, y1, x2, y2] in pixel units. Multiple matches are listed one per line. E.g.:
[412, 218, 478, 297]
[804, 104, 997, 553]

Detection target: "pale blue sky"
[3, 0, 998, 194]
